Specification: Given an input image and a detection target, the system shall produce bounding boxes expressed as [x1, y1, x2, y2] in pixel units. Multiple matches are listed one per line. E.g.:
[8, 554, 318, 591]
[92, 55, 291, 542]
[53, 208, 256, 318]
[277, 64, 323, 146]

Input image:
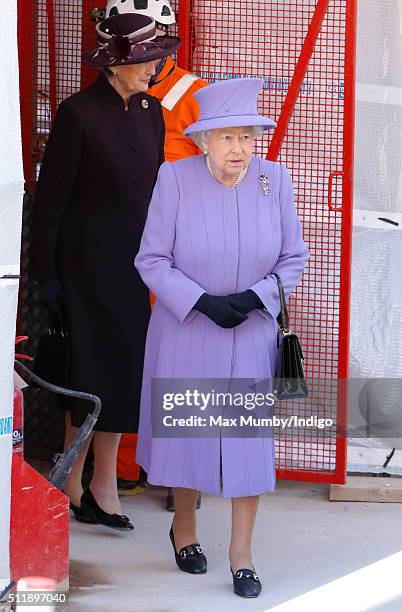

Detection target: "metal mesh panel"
[33, 1, 83, 181]
[18, 1, 354, 478]
[181, 0, 354, 481]
[20, 189, 64, 460]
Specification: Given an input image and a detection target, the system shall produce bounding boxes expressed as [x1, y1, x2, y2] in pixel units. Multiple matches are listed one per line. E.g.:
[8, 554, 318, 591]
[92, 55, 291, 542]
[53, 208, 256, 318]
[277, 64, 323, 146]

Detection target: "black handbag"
[33, 307, 70, 388]
[273, 273, 308, 400]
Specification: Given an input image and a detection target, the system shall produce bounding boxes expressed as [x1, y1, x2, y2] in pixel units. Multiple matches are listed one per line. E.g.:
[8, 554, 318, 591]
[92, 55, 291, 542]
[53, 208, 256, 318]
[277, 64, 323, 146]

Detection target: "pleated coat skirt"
[135, 155, 309, 497]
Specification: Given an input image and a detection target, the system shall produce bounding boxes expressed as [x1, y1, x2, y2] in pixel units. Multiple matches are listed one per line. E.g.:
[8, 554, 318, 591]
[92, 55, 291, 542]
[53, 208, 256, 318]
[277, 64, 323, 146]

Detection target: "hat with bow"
[82, 13, 181, 67]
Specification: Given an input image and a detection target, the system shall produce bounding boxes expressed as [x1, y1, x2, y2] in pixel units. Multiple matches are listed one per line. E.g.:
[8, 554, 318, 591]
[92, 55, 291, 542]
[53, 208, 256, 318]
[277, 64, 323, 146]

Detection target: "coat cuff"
[172, 284, 205, 323]
[250, 276, 281, 319]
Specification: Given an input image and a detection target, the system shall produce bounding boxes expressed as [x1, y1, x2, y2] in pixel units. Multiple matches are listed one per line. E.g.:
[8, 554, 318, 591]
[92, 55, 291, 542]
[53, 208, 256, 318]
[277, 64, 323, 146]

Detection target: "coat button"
[141, 99, 149, 109]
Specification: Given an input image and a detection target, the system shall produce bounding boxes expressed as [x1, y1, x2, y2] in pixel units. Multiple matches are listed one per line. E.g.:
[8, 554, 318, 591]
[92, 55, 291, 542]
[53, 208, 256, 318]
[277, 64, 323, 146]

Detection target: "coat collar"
[95, 74, 147, 115]
[197, 154, 259, 191]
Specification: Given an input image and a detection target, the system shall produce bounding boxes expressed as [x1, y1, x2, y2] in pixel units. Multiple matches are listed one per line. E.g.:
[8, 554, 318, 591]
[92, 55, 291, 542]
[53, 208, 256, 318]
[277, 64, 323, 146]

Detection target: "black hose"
[14, 360, 101, 491]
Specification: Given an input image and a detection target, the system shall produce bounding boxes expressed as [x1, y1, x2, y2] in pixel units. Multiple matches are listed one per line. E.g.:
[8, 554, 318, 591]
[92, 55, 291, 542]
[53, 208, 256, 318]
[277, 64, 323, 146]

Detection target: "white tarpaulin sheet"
[0, 0, 24, 591]
[348, 0, 402, 472]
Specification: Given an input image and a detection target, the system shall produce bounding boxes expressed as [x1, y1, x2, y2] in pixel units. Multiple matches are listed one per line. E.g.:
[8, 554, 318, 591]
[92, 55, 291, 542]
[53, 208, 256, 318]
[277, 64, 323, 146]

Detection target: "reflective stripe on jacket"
[148, 57, 208, 162]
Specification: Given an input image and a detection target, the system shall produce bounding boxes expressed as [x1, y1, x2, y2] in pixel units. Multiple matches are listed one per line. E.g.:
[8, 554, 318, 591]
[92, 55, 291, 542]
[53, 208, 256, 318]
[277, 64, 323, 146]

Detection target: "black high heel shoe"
[80, 488, 134, 531]
[169, 526, 207, 574]
[231, 567, 262, 598]
[69, 501, 97, 524]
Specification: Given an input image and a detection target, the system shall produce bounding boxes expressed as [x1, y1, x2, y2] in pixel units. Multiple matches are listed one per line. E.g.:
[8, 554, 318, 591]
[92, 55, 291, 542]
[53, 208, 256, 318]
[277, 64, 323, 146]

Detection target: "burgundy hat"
[82, 13, 181, 67]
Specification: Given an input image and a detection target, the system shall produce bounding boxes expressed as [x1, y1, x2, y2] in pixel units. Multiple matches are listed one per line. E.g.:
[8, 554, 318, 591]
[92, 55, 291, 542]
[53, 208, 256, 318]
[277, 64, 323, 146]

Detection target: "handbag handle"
[272, 273, 290, 333]
[47, 305, 68, 336]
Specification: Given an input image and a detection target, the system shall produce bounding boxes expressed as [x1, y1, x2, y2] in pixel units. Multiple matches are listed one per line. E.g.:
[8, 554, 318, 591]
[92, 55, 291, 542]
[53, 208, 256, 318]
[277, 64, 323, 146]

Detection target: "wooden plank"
[330, 476, 402, 502]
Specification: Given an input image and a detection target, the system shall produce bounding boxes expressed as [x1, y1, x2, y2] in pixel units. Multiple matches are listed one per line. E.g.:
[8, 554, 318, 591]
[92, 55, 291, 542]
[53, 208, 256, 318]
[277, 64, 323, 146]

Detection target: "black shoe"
[169, 526, 207, 574]
[166, 489, 202, 512]
[231, 567, 262, 598]
[69, 501, 98, 524]
[80, 488, 134, 531]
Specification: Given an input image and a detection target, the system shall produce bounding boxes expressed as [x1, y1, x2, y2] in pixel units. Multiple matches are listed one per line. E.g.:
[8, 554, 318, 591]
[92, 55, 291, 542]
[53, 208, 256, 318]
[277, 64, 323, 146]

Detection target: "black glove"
[194, 293, 248, 328]
[222, 289, 264, 315]
[38, 279, 63, 317]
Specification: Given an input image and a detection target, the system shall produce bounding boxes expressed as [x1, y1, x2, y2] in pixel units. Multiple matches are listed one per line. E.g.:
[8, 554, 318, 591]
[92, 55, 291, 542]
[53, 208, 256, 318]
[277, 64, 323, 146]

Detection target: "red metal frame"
[46, 0, 58, 121]
[17, 0, 35, 188]
[81, 1, 98, 89]
[335, 0, 357, 484]
[267, 0, 330, 161]
[177, 0, 192, 70]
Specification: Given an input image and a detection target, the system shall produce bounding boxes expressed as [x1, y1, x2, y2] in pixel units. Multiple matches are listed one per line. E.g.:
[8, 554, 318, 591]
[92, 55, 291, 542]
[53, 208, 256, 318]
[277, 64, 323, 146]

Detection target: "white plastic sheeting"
[0, 1, 24, 592]
[348, 0, 402, 472]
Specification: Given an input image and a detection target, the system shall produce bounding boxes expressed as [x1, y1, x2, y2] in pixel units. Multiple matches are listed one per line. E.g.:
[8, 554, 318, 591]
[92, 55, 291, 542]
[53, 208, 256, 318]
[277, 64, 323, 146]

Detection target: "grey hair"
[190, 130, 211, 149]
[189, 126, 265, 149]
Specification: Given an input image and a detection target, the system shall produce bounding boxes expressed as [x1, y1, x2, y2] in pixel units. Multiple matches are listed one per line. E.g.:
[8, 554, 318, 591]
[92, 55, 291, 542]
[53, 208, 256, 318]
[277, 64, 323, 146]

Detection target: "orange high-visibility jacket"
[148, 56, 208, 162]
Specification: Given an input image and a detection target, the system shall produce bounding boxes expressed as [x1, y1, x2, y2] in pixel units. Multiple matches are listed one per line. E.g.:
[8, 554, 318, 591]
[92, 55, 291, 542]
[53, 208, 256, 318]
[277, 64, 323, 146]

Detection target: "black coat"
[31, 76, 165, 432]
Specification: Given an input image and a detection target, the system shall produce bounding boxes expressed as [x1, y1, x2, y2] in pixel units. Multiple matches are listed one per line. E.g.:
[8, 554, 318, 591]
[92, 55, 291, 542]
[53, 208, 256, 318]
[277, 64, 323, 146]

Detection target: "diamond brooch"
[260, 174, 270, 196]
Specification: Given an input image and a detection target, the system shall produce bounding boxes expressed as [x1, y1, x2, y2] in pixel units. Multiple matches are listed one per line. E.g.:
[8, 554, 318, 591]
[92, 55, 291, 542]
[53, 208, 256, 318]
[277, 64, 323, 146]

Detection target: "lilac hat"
[183, 77, 276, 135]
[83, 13, 181, 67]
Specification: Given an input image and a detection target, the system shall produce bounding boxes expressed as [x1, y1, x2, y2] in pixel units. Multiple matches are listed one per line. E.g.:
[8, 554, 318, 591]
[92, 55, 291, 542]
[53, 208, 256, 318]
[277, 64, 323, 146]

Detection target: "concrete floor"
[69, 481, 402, 612]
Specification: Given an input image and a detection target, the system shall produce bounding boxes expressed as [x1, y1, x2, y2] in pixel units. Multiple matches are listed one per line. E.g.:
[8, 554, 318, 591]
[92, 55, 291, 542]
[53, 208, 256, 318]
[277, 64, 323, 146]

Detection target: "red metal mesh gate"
[18, 0, 355, 482]
[177, 0, 355, 484]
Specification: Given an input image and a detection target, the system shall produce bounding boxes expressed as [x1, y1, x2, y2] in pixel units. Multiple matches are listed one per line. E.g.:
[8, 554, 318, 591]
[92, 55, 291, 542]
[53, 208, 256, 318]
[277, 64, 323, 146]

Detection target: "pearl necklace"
[205, 155, 248, 188]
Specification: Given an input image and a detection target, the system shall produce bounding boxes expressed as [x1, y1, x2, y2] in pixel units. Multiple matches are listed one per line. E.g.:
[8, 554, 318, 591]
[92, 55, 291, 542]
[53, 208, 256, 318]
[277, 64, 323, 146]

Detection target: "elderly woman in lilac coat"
[135, 77, 309, 598]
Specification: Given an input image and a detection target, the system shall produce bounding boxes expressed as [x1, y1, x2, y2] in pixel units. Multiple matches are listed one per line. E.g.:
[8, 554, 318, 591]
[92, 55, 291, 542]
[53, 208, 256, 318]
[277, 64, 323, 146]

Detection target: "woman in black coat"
[31, 14, 180, 530]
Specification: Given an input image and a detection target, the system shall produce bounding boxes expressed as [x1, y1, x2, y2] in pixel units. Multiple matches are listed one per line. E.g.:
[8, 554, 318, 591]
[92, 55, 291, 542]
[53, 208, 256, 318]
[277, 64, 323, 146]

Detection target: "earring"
[203, 148, 208, 155]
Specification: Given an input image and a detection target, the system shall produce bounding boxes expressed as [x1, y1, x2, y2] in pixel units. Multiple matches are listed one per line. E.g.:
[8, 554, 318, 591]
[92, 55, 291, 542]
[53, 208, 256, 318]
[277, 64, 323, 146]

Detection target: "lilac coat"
[134, 155, 309, 497]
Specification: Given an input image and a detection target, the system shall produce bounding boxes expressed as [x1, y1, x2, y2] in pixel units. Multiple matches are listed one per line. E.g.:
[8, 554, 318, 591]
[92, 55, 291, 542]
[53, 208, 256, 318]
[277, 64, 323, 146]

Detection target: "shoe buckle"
[236, 570, 259, 582]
